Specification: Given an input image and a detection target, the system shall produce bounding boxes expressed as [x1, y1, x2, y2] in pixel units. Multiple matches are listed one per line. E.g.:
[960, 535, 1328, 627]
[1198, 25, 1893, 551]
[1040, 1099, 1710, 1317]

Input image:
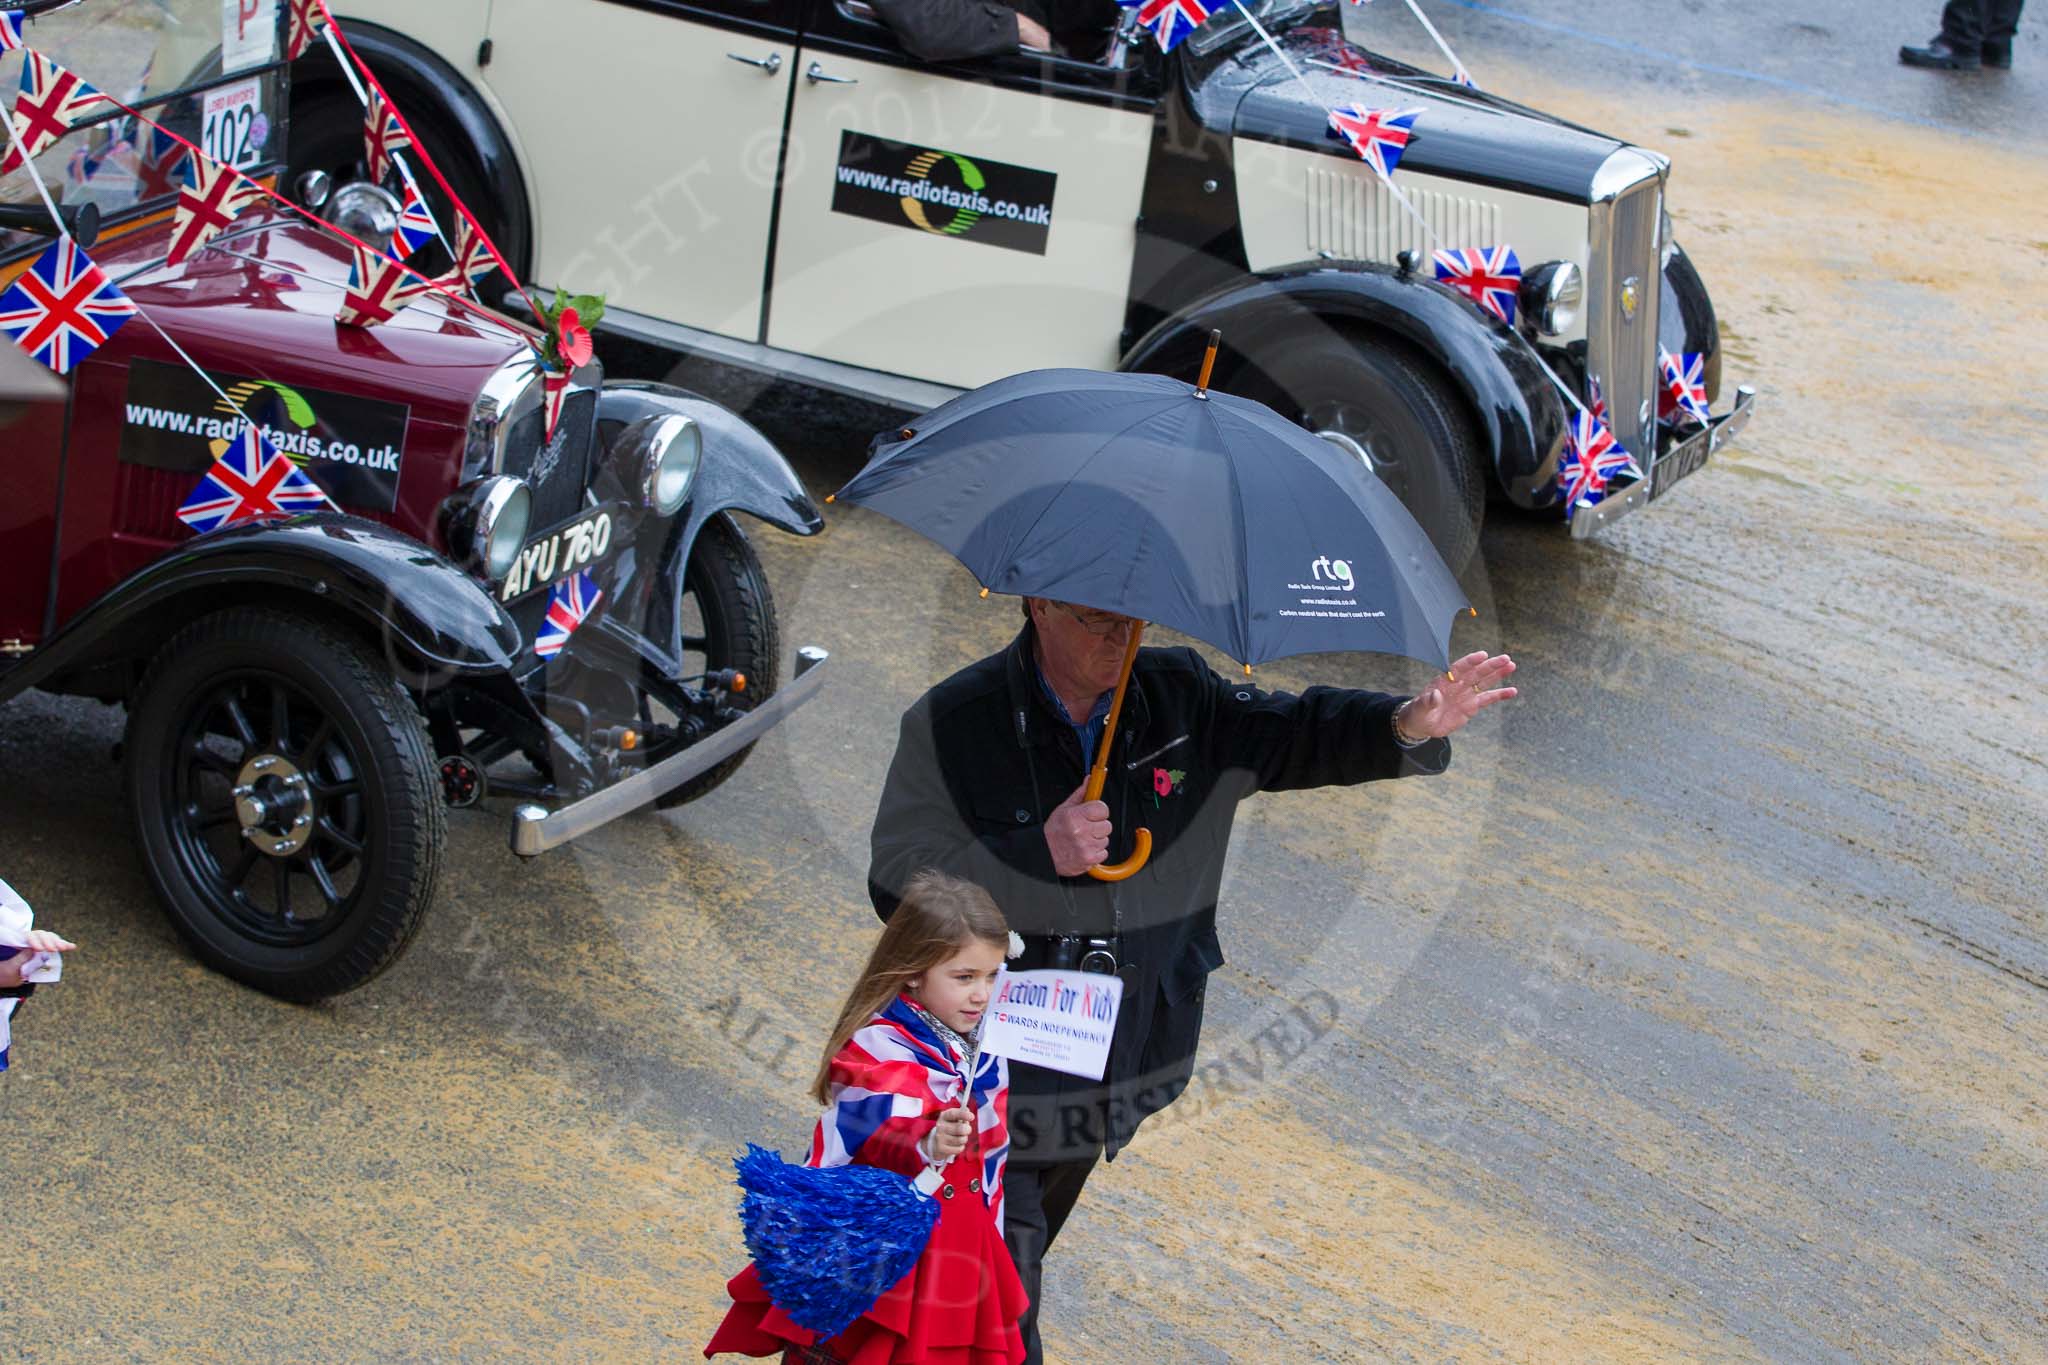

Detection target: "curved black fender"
[1660, 241, 1722, 406]
[1120, 262, 1570, 510]
[594, 381, 822, 668]
[1, 515, 524, 708]
[293, 20, 533, 277]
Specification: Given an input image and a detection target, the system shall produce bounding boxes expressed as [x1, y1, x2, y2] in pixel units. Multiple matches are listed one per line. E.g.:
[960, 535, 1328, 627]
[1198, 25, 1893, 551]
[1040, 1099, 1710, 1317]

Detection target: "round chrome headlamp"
[330, 181, 402, 255]
[1519, 260, 1584, 337]
[618, 414, 702, 516]
[437, 475, 532, 582]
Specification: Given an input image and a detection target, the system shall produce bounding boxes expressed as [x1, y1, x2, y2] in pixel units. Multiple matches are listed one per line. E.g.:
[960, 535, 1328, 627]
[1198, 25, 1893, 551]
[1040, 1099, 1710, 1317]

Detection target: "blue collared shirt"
[1034, 660, 1113, 766]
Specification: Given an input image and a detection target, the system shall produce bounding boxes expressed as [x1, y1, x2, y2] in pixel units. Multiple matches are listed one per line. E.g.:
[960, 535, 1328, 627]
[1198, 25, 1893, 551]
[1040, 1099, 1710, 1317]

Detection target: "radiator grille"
[1304, 165, 1501, 262]
[496, 385, 600, 640]
[1585, 173, 1663, 468]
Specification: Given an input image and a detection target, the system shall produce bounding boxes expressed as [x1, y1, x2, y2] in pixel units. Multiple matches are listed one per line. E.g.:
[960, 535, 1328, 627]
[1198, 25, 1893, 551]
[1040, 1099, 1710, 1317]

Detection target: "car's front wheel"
[125, 609, 443, 1001]
[1230, 330, 1486, 572]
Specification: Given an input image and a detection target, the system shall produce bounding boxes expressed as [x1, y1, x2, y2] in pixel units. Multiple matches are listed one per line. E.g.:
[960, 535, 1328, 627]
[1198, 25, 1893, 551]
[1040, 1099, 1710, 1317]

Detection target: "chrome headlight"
[463, 354, 546, 481]
[437, 475, 532, 581]
[615, 414, 701, 516]
[330, 181, 402, 255]
[1519, 260, 1584, 337]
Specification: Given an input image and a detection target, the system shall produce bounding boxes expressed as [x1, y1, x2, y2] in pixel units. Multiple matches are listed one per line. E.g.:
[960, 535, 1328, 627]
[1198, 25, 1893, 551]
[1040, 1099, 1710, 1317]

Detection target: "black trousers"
[1002, 1156, 1099, 1365]
[1940, 0, 2024, 48]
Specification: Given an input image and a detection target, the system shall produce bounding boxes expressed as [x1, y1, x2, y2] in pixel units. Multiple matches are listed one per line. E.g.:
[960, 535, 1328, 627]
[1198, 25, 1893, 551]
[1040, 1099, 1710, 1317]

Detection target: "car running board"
[508, 646, 830, 856]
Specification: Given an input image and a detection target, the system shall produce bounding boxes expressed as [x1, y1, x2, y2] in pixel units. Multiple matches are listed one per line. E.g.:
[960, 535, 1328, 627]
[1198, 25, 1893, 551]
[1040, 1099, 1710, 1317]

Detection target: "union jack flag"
[1127, 0, 1235, 52]
[534, 570, 603, 658]
[542, 366, 573, 444]
[0, 237, 136, 374]
[363, 89, 409, 184]
[807, 996, 1010, 1231]
[1326, 105, 1421, 180]
[1659, 347, 1711, 426]
[436, 217, 498, 291]
[391, 163, 436, 258]
[1453, 67, 1478, 89]
[1432, 244, 1521, 325]
[1557, 408, 1641, 512]
[0, 11, 24, 53]
[337, 242, 429, 327]
[167, 157, 265, 265]
[286, 0, 331, 61]
[3, 54, 107, 175]
[176, 424, 335, 534]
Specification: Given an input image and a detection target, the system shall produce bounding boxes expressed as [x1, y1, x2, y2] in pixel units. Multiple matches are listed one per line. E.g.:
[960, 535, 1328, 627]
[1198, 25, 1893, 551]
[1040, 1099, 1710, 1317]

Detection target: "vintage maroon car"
[0, 1, 825, 999]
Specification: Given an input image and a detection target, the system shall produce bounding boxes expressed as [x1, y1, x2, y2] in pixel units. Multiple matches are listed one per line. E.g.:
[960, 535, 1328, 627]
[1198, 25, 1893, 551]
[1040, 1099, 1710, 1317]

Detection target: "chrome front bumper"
[1570, 384, 1756, 540]
[508, 646, 830, 856]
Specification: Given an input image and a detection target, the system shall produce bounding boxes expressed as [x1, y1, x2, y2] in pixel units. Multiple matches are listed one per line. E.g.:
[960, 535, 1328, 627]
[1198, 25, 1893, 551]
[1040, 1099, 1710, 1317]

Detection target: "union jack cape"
[3, 53, 107, 175]
[0, 236, 137, 374]
[810, 995, 1011, 1229]
[176, 424, 335, 533]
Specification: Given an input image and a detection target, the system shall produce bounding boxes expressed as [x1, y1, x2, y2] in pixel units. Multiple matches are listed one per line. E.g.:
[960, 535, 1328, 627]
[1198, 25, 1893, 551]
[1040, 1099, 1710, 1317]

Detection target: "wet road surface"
[3, 3, 2044, 1360]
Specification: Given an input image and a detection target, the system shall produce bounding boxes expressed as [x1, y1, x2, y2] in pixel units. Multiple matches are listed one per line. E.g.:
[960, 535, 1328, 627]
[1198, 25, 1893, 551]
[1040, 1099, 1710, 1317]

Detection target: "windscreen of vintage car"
[0, 0, 286, 258]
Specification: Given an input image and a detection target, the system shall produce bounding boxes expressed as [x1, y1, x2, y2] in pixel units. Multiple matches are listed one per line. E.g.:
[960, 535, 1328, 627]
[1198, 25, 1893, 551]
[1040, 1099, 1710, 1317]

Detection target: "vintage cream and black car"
[1, 0, 826, 1000]
[293, 0, 1754, 568]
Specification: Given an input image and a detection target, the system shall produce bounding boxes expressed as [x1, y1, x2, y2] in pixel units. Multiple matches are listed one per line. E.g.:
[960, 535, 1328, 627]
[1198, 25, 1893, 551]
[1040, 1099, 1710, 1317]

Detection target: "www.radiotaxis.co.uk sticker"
[831, 131, 1057, 257]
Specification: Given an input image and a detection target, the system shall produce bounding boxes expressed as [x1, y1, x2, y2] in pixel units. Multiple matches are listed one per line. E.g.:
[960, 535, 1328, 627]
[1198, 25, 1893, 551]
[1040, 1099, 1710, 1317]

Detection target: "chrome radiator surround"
[1585, 149, 1666, 468]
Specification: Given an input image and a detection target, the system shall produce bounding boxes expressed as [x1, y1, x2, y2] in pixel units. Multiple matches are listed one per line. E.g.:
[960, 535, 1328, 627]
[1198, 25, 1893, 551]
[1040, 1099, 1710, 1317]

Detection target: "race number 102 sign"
[979, 969, 1122, 1081]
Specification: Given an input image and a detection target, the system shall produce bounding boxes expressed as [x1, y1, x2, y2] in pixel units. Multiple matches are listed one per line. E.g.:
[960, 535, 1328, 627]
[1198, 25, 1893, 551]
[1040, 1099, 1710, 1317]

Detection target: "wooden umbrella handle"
[1085, 623, 1152, 882]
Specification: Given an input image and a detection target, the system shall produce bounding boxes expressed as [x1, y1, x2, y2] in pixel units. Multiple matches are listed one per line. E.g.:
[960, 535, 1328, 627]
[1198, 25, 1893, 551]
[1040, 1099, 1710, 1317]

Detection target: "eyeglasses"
[1050, 602, 1137, 639]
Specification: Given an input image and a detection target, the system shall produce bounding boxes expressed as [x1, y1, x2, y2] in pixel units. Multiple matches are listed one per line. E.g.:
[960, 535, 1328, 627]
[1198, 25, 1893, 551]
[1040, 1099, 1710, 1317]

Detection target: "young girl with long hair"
[705, 870, 1030, 1365]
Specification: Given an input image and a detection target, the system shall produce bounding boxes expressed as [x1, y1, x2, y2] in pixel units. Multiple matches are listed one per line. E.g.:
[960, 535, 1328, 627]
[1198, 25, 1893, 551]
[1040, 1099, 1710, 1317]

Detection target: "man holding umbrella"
[848, 355, 1518, 1362]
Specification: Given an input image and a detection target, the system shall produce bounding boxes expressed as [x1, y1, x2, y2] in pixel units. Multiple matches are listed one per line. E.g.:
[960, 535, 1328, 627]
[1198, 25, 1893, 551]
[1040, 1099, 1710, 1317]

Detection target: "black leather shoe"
[1899, 36, 1982, 69]
[1982, 39, 2012, 68]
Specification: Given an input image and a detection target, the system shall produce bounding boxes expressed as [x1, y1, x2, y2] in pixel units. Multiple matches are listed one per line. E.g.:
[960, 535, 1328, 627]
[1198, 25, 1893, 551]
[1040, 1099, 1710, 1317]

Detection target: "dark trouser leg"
[1003, 1156, 1100, 1365]
[1940, 0, 1991, 48]
[1987, 0, 2024, 41]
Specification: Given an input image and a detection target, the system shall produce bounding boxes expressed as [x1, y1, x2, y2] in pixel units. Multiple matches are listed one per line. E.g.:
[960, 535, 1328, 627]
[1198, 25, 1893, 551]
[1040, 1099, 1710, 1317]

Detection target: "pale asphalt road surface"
[1, 2, 2043, 1360]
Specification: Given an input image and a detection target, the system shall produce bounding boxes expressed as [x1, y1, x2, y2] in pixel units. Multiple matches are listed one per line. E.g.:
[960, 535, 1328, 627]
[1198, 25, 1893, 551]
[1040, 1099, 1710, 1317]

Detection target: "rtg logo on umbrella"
[1309, 554, 1355, 587]
[831, 131, 1057, 256]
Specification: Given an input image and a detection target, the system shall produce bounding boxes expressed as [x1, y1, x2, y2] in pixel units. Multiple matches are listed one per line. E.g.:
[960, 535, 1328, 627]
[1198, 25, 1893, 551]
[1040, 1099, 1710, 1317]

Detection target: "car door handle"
[727, 51, 784, 74]
[805, 61, 858, 84]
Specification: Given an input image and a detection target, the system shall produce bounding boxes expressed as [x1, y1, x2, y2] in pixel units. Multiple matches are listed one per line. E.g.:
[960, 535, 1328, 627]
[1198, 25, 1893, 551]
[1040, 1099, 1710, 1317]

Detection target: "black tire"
[1230, 329, 1487, 572]
[125, 609, 443, 1001]
[645, 516, 781, 809]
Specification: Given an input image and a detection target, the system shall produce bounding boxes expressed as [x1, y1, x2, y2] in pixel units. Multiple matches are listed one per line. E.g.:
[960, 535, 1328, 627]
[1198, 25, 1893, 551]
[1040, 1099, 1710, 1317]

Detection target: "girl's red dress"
[706, 996, 1027, 1365]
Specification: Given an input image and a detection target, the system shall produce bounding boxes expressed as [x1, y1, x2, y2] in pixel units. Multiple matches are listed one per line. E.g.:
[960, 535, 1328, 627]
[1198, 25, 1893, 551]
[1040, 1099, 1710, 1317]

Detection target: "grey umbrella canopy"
[835, 367, 1470, 671]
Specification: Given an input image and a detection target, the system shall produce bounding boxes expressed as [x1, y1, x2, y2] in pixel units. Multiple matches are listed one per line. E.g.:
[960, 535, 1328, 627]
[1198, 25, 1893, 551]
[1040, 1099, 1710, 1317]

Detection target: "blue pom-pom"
[734, 1144, 940, 1340]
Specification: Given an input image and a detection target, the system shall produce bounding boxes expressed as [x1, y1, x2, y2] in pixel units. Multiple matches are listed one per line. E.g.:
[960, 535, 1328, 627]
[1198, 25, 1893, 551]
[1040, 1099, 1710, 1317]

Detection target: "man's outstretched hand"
[1399, 651, 1518, 740]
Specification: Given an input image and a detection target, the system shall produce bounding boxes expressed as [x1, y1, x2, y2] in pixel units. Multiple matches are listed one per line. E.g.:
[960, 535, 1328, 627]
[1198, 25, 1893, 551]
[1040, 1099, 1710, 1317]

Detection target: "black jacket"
[869, 624, 1449, 1160]
[870, 0, 1022, 62]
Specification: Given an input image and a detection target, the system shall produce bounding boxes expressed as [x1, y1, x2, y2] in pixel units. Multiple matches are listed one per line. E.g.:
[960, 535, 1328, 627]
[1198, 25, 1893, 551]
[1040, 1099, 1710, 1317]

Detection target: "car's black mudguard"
[1120, 263, 1570, 510]
[0, 515, 523, 706]
[1660, 242, 1722, 406]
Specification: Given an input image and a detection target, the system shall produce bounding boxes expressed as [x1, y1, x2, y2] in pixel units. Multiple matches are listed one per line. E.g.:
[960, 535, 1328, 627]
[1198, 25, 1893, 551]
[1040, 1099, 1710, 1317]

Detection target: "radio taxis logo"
[898, 149, 986, 238]
[213, 379, 316, 459]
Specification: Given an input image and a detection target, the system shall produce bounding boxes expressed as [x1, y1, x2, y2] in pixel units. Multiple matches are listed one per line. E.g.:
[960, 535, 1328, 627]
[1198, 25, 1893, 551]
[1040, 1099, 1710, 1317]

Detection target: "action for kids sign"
[979, 969, 1121, 1080]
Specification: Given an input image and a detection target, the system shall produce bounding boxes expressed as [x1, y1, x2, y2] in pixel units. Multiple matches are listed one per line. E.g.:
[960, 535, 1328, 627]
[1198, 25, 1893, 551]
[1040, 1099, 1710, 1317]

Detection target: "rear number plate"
[500, 506, 618, 602]
[1650, 430, 1711, 500]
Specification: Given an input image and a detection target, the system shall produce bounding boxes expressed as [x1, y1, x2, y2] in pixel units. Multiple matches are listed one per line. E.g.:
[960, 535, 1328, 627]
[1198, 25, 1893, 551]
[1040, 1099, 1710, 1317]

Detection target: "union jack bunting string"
[1126, 0, 1236, 52]
[166, 157, 265, 265]
[363, 89, 409, 184]
[0, 236, 137, 374]
[176, 424, 335, 533]
[1660, 348, 1711, 426]
[286, 0, 331, 61]
[541, 368, 573, 445]
[392, 165, 436, 259]
[1557, 409, 1642, 512]
[0, 11, 24, 52]
[440, 219, 498, 289]
[337, 242, 431, 327]
[1326, 106, 1421, 180]
[3, 53, 106, 175]
[1432, 245, 1521, 326]
[534, 571, 603, 658]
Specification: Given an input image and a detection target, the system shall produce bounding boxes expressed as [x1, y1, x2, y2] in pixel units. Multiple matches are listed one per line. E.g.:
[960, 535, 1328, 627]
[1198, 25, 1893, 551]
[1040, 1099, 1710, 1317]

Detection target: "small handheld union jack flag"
[1326, 106, 1421, 180]
[1125, 0, 1235, 52]
[286, 0, 331, 61]
[391, 164, 436, 259]
[176, 425, 335, 534]
[167, 157, 265, 265]
[0, 237, 137, 374]
[364, 89, 410, 184]
[1557, 409, 1641, 513]
[0, 11, 25, 53]
[1431, 245, 1521, 326]
[534, 571, 603, 658]
[3, 53, 107, 175]
[1659, 348, 1711, 426]
[338, 242, 430, 327]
